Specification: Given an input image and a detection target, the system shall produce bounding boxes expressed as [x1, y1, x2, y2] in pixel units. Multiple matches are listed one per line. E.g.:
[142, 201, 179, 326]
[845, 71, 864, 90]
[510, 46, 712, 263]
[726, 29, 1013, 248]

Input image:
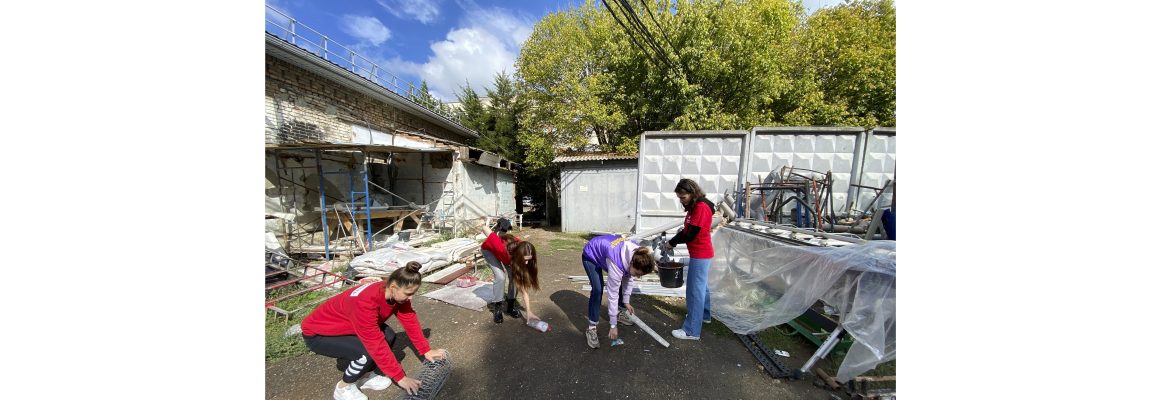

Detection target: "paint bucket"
[658, 261, 685, 288]
[398, 230, 412, 242]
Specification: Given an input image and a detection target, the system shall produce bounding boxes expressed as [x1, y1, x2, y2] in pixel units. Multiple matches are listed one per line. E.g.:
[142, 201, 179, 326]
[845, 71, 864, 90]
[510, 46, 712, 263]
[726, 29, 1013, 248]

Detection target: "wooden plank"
[423, 263, 473, 284]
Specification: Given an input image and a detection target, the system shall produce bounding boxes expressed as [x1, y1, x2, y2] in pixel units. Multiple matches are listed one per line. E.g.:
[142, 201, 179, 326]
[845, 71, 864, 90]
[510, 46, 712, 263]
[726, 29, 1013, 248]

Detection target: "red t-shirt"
[685, 200, 714, 258]
[301, 281, 431, 381]
[481, 232, 511, 265]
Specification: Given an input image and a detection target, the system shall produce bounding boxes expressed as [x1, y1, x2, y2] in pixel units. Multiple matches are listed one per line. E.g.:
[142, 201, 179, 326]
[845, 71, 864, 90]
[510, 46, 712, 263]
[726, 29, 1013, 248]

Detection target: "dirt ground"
[265, 228, 841, 400]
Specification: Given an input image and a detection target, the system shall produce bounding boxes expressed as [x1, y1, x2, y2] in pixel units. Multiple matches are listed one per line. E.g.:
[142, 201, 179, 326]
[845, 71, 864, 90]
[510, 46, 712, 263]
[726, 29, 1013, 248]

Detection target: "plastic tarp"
[707, 226, 895, 382]
[350, 238, 480, 276]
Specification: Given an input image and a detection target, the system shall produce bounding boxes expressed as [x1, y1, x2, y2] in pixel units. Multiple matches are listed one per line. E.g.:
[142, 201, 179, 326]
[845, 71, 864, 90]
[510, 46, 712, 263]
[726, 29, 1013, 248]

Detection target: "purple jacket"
[582, 234, 639, 327]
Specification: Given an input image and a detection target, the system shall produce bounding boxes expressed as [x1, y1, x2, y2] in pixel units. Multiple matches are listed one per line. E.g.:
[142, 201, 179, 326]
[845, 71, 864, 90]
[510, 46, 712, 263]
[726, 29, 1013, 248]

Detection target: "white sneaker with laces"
[334, 381, 369, 400]
[671, 328, 700, 340]
[361, 372, 393, 390]
[585, 326, 600, 349]
[618, 308, 634, 326]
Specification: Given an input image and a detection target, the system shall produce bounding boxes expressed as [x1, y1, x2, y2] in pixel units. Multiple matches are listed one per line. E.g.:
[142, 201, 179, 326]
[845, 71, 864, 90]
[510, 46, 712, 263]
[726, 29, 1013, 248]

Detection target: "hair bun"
[404, 261, 422, 273]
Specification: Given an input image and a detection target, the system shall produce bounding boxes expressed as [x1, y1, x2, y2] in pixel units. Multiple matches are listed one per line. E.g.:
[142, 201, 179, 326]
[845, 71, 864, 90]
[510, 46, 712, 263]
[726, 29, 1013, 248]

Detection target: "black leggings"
[303, 325, 397, 383]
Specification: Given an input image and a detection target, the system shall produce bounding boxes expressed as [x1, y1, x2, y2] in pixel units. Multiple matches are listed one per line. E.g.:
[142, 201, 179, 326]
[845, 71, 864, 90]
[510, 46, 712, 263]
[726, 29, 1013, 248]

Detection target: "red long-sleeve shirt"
[684, 200, 715, 258]
[301, 281, 431, 381]
[481, 232, 511, 265]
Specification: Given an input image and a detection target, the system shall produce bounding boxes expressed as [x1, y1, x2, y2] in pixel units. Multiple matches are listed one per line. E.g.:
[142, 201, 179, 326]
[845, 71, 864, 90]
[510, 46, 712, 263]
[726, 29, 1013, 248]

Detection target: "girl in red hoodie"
[301, 261, 450, 400]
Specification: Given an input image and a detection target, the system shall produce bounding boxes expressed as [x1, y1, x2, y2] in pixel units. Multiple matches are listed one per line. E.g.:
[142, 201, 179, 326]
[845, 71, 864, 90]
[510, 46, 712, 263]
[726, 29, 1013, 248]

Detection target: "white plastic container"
[526, 319, 550, 332]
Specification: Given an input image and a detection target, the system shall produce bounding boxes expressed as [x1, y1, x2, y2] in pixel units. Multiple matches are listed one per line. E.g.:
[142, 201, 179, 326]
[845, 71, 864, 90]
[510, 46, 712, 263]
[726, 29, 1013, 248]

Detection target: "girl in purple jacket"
[581, 234, 656, 349]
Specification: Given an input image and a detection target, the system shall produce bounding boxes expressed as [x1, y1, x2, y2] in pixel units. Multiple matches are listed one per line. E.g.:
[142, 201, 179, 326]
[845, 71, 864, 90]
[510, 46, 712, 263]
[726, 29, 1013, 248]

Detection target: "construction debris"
[349, 238, 479, 276]
[569, 275, 686, 298]
[422, 281, 493, 311]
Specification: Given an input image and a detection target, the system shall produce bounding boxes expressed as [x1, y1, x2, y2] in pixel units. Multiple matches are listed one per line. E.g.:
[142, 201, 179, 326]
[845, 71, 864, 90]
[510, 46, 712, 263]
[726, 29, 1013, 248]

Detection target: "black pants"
[303, 324, 397, 383]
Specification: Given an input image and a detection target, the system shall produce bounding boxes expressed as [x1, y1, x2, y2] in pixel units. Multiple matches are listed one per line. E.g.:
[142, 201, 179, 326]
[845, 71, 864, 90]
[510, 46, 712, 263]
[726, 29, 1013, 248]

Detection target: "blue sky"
[264, 0, 843, 102]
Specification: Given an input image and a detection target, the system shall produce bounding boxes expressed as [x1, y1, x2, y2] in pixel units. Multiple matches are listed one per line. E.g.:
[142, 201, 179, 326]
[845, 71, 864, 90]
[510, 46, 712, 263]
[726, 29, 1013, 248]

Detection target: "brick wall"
[265, 54, 470, 145]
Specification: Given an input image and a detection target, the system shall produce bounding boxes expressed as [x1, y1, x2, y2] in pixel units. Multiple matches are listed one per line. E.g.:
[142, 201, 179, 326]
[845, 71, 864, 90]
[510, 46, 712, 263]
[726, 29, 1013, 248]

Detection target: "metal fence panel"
[561, 162, 638, 233]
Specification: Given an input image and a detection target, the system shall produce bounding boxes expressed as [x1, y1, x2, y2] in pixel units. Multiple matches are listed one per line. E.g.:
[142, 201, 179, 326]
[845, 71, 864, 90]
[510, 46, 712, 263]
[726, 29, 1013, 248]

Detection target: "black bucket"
[658, 261, 685, 288]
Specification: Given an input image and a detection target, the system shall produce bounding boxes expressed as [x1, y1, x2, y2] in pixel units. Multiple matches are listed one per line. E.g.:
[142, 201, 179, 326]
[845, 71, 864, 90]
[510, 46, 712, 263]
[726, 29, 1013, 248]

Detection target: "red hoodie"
[481, 232, 511, 265]
[301, 281, 431, 381]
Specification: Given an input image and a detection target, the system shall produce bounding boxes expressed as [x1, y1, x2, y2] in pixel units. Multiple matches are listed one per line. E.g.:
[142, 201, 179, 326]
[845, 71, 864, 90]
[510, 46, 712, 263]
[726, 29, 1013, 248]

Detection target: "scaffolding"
[268, 143, 450, 260]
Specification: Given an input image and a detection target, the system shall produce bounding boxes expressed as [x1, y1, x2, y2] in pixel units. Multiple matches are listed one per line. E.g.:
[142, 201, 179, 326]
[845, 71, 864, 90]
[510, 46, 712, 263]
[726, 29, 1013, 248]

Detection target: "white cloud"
[340, 15, 392, 47]
[264, 1, 293, 31]
[393, 3, 534, 101]
[378, 0, 441, 24]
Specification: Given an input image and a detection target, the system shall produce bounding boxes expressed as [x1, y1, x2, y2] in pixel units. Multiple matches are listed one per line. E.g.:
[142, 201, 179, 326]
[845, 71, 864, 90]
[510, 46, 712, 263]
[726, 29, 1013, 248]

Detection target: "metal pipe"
[720, 193, 737, 219]
[362, 152, 372, 251]
[626, 218, 684, 242]
[861, 179, 893, 214]
[847, 130, 869, 212]
[745, 219, 867, 245]
[627, 313, 670, 348]
[315, 149, 331, 260]
[799, 327, 845, 375]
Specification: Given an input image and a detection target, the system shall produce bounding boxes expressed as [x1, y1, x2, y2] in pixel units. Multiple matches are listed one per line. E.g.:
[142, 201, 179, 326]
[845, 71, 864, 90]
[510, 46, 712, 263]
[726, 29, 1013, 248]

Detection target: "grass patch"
[266, 312, 311, 361]
[545, 234, 588, 255]
[265, 283, 347, 362]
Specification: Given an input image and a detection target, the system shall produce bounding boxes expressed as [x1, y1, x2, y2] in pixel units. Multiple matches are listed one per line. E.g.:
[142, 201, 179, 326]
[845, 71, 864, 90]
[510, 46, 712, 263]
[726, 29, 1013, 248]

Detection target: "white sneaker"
[586, 326, 600, 349]
[618, 308, 634, 326]
[360, 372, 393, 390]
[334, 382, 368, 400]
[703, 318, 712, 324]
[672, 329, 700, 340]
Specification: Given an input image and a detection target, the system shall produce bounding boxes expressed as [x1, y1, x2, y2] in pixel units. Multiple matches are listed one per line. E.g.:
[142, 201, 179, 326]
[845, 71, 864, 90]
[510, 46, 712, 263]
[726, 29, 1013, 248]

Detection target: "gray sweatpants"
[481, 249, 516, 303]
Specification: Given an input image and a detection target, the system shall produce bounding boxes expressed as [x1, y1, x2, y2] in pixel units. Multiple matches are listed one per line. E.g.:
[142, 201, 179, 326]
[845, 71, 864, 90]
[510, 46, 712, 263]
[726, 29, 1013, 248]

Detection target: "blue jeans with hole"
[681, 257, 712, 336]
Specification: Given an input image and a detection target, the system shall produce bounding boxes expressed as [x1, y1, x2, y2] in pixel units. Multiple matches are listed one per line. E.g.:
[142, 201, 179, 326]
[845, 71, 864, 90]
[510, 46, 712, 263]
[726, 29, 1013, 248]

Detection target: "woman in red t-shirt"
[300, 262, 450, 400]
[663, 178, 715, 340]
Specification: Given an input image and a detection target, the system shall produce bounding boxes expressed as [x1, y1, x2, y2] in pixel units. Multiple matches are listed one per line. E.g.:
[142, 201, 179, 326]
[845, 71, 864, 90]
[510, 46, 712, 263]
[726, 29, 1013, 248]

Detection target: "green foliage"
[454, 72, 548, 209]
[266, 313, 311, 361]
[456, 83, 489, 134]
[783, 0, 896, 126]
[512, 0, 896, 173]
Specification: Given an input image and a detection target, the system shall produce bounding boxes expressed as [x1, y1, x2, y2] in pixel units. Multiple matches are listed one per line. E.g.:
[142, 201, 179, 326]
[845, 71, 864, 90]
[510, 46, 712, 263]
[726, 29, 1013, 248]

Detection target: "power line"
[601, 0, 672, 73]
[614, 0, 677, 72]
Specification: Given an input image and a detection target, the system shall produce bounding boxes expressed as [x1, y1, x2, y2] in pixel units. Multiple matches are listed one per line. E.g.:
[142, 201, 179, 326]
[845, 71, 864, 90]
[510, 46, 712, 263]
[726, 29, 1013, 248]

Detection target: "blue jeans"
[681, 257, 712, 336]
[582, 258, 626, 325]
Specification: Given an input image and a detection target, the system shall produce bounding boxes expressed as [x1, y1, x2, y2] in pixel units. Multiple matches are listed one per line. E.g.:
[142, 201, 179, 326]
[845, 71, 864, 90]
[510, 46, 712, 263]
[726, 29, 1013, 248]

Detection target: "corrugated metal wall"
[561, 160, 638, 233]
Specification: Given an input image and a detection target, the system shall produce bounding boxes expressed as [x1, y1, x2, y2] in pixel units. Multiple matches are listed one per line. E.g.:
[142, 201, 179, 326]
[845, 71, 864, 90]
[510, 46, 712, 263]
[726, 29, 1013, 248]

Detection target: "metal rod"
[744, 219, 867, 244]
[799, 327, 844, 375]
[362, 151, 373, 251]
[627, 313, 670, 348]
[315, 149, 330, 260]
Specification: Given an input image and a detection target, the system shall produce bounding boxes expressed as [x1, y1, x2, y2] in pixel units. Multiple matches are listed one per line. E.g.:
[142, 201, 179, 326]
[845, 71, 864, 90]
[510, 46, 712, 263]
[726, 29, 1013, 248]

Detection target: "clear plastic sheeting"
[707, 226, 895, 382]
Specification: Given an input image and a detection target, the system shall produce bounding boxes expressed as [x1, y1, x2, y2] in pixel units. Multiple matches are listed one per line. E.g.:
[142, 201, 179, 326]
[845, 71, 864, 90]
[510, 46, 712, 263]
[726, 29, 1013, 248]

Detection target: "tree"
[513, 0, 896, 173]
[454, 73, 544, 213]
[782, 0, 896, 126]
[455, 83, 489, 135]
[412, 80, 439, 110]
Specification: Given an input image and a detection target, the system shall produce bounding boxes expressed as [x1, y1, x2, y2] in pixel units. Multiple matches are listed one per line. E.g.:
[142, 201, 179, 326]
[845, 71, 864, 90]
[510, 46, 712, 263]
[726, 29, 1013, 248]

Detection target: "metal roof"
[553, 153, 639, 163]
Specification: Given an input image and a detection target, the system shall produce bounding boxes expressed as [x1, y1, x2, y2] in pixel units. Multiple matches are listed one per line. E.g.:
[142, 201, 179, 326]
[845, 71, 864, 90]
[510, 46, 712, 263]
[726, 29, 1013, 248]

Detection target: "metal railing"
[265, 4, 463, 124]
